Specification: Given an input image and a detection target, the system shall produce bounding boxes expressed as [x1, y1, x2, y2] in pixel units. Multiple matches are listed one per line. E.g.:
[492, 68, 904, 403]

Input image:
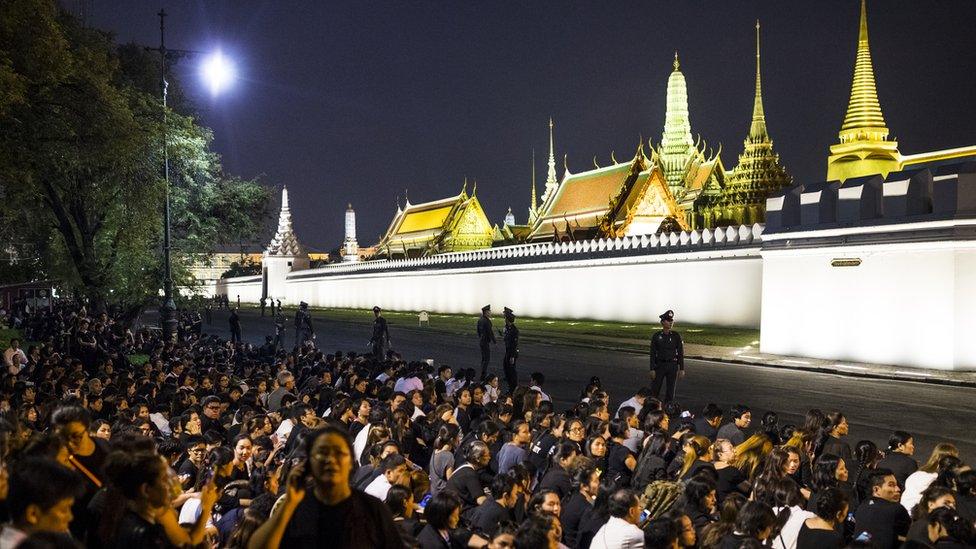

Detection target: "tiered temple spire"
[658, 52, 699, 197]
[826, 0, 900, 181]
[528, 149, 539, 224]
[541, 118, 559, 204]
[718, 20, 791, 225]
[265, 186, 307, 256]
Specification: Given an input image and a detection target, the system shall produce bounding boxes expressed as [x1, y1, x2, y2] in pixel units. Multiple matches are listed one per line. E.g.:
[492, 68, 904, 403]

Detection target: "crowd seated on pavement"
[0, 302, 974, 549]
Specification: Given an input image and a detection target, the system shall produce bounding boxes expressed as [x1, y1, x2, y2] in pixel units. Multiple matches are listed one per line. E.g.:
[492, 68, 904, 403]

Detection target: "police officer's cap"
[482, 304, 491, 312]
[299, 301, 308, 307]
[373, 306, 382, 312]
[659, 309, 674, 322]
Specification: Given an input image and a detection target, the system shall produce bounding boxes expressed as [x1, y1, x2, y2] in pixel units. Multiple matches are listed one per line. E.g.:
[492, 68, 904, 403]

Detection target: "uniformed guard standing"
[370, 305, 391, 361]
[477, 304, 496, 380]
[260, 296, 267, 317]
[294, 301, 314, 348]
[649, 309, 684, 403]
[502, 307, 520, 393]
[229, 307, 242, 344]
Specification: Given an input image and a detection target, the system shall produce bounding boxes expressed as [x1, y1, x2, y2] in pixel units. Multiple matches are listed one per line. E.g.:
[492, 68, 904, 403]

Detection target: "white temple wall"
[215, 275, 263, 304]
[760, 240, 976, 370]
[280, 251, 763, 327]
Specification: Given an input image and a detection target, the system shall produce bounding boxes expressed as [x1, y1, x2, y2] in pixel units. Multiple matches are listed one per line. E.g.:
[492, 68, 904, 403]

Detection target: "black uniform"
[649, 329, 684, 403]
[273, 314, 285, 353]
[228, 310, 242, 343]
[294, 307, 314, 347]
[477, 314, 496, 379]
[371, 315, 390, 360]
[503, 322, 519, 393]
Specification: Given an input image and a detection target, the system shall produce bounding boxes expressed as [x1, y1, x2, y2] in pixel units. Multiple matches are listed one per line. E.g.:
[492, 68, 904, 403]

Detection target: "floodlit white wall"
[280, 251, 763, 327]
[760, 241, 976, 370]
[215, 275, 262, 304]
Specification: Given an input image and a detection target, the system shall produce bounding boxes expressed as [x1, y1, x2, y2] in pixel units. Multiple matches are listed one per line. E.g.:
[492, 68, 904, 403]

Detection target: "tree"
[0, 0, 271, 310]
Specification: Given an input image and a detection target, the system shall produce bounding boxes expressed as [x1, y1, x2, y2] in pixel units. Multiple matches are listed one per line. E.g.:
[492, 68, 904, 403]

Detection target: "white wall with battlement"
[217, 225, 766, 327]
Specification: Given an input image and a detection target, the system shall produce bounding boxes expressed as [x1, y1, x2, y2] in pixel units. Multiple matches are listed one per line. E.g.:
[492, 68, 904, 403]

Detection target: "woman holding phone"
[247, 425, 402, 549]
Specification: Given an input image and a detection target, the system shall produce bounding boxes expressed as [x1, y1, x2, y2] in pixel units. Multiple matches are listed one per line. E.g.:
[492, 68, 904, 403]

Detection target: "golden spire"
[827, 0, 900, 182]
[673, 51, 679, 70]
[839, 0, 888, 141]
[750, 20, 767, 140]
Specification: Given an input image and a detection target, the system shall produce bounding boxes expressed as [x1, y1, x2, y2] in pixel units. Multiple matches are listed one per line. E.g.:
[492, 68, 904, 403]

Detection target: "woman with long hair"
[681, 475, 719, 534]
[901, 442, 958, 512]
[606, 418, 638, 488]
[755, 477, 814, 549]
[99, 451, 217, 548]
[905, 485, 957, 544]
[699, 493, 746, 549]
[429, 423, 460, 496]
[677, 435, 715, 481]
[585, 435, 608, 473]
[576, 476, 618, 549]
[731, 433, 773, 481]
[796, 487, 848, 549]
[819, 411, 852, 465]
[806, 454, 850, 513]
[247, 425, 403, 548]
[849, 440, 882, 508]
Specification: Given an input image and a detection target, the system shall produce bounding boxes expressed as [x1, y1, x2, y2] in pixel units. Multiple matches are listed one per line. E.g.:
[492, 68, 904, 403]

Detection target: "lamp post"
[151, 9, 234, 341]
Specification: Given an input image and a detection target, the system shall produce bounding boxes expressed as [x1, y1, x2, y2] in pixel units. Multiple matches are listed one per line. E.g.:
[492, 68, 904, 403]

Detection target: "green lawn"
[288, 307, 758, 350]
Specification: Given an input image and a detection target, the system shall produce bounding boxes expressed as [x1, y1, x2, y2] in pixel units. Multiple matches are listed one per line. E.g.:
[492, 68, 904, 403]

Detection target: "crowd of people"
[0, 302, 974, 549]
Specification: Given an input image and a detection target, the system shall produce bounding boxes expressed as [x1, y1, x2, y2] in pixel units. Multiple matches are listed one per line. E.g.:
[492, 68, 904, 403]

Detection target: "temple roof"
[377, 190, 494, 256]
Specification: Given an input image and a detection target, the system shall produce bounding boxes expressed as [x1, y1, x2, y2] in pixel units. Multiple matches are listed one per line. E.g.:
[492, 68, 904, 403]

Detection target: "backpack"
[632, 441, 668, 490]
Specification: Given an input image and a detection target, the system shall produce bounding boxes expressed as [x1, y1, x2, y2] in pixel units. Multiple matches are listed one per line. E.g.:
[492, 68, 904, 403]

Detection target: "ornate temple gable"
[445, 197, 495, 251]
[600, 162, 688, 238]
[377, 190, 492, 258]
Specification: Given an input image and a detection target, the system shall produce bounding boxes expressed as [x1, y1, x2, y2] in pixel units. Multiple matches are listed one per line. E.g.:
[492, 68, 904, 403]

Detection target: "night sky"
[87, 1, 976, 250]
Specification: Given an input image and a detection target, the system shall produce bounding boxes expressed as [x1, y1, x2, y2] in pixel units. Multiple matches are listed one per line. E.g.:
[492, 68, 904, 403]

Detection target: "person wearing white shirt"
[615, 388, 653, 418]
[900, 443, 959, 512]
[3, 338, 27, 376]
[529, 372, 551, 402]
[364, 454, 409, 502]
[770, 505, 816, 549]
[589, 489, 646, 549]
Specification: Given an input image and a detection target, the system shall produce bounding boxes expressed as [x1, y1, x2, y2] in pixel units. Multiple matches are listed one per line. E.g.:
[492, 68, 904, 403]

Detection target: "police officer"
[502, 307, 519, 393]
[370, 305, 391, 361]
[649, 309, 684, 403]
[477, 304, 496, 380]
[294, 301, 314, 348]
[229, 307, 242, 343]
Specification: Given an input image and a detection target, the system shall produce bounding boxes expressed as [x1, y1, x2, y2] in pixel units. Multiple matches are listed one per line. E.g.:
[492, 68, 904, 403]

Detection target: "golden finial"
[472, 179, 477, 196]
[673, 51, 679, 71]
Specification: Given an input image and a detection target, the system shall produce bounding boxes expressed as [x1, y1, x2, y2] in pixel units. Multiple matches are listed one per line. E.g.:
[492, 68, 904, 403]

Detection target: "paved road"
[202, 308, 976, 460]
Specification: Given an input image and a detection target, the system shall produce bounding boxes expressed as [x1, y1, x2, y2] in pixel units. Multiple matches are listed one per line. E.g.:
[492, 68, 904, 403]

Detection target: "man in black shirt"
[470, 473, 520, 537]
[853, 469, 910, 549]
[649, 309, 684, 404]
[228, 308, 242, 344]
[294, 302, 314, 348]
[477, 305, 496, 380]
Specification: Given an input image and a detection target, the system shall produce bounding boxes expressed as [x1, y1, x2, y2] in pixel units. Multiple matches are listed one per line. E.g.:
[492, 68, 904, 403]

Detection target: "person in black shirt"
[538, 442, 578, 500]
[446, 441, 491, 517]
[853, 469, 910, 549]
[797, 487, 848, 549]
[877, 431, 917, 489]
[476, 305, 496, 380]
[294, 302, 314, 348]
[100, 451, 217, 549]
[249, 425, 403, 548]
[469, 473, 520, 538]
[228, 309, 242, 344]
[560, 462, 599, 548]
[649, 309, 684, 404]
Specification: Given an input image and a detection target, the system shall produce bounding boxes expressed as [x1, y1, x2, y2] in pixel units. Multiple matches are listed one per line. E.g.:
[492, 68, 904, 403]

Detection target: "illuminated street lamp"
[153, 9, 235, 341]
